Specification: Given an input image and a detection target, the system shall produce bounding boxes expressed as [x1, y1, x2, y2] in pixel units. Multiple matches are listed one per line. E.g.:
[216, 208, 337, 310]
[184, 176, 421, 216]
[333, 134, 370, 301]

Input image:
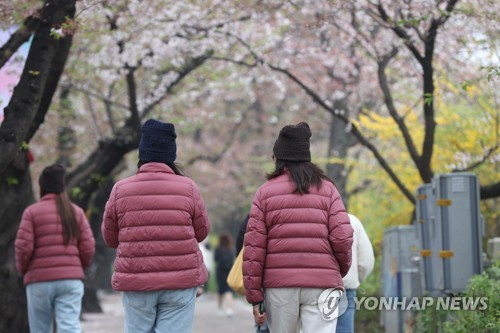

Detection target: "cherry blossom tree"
[216, 0, 499, 204]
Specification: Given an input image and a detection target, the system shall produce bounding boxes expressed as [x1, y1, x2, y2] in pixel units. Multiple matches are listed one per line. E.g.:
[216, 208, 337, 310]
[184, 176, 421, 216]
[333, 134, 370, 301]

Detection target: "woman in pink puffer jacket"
[102, 119, 210, 333]
[243, 122, 353, 333]
[15, 164, 95, 333]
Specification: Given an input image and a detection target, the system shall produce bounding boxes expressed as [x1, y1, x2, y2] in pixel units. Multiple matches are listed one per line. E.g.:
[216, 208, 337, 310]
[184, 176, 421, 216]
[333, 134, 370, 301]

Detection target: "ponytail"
[55, 192, 80, 245]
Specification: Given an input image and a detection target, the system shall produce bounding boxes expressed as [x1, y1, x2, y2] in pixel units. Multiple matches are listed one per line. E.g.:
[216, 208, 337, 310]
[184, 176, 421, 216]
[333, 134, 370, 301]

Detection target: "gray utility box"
[488, 238, 500, 262]
[431, 173, 483, 294]
[381, 226, 420, 333]
[415, 184, 434, 293]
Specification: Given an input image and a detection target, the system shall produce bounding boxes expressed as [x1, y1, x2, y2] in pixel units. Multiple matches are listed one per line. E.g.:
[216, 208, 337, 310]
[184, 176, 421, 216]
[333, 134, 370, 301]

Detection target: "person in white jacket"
[336, 214, 375, 333]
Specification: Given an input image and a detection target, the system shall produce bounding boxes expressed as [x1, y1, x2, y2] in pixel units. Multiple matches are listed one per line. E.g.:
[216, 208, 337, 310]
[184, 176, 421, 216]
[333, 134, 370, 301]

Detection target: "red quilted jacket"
[101, 162, 210, 291]
[15, 194, 95, 285]
[243, 172, 353, 304]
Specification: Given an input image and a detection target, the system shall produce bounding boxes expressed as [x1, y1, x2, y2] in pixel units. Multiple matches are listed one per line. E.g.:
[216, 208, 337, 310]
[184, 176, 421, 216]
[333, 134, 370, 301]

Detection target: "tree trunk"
[325, 99, 353, 209]
[0, 155, 33, 333]
[0, 2, 77, 331]
[81, 178, 118, 312]
[0, 0, 76, 172]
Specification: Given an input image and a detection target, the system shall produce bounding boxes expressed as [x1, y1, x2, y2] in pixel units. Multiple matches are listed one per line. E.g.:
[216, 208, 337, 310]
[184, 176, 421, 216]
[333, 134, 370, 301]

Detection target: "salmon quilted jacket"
[15, 194, 95, 285]
[243, 172, 353, 304]
[102, 162, 210, 291]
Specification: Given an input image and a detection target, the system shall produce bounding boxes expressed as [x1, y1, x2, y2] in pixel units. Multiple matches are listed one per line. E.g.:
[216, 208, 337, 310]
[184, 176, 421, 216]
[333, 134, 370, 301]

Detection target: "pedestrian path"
[81, 292, 256, 333]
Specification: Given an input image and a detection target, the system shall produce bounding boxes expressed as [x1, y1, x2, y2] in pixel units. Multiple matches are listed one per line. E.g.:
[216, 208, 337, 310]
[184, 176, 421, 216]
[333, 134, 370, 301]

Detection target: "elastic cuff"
[252, 301, 263, 306]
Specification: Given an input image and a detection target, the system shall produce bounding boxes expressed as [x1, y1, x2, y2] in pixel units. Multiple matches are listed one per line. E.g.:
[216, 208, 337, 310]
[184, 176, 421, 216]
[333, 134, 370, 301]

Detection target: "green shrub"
[355, 258, 384, 333]
[442, 265, 500, 333]
[415, 265, 500, 333]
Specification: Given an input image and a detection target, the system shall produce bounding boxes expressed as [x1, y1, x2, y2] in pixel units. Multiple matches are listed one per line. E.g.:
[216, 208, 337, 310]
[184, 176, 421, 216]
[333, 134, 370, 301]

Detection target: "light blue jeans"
[336, 289, 356, 333]
[26, 279, 84, 333]
[122, 287, 197, 333]
[256, 320, 270, 333]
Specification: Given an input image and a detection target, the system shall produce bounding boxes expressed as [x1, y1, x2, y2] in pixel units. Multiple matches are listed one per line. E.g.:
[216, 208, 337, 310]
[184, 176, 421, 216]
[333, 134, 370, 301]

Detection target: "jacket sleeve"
[77, 207, 95, 269]
[102, 185, 119, 248]
[15, 208, 35, 275]
[355, 217, 375, 283]
[191, 181, 210, 243]
[243, 191, 267, 304]
[327, 186, 353, 278]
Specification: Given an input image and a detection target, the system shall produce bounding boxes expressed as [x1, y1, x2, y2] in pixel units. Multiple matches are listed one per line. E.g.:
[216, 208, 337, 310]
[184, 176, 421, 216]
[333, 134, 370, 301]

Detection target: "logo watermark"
[317, 288, 348, 321]
[317, 292, 489, 321]
[354, 296, 488, 311]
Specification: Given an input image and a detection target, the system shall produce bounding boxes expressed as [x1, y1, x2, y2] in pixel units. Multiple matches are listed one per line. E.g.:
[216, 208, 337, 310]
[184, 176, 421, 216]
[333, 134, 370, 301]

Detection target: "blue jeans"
[256, 320, 270, 333]
[122, 287, 197, 333]
[336, 289, 356, 333]
[26, 279, 84, 333]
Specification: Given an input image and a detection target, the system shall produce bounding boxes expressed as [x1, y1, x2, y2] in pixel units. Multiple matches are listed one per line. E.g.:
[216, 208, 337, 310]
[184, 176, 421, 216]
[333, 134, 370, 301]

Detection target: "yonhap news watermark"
[353, 296, 489, 311]
[317, 288, 489, 321]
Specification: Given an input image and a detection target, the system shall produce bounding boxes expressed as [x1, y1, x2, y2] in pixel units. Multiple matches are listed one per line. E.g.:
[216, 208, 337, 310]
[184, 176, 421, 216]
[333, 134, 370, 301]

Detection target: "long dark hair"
[55, 192, 79, 245]
[137, 160, 184, 176]
[266, 158, 334, 194]
[218, 232, 233, 250]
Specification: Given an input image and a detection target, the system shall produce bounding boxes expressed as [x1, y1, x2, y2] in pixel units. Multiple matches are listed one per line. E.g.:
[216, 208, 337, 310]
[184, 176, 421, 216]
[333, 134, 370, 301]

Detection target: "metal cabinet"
[415, 184, 435, 293]
[381, 226, 420, 333]
[431, 173, 483, 294]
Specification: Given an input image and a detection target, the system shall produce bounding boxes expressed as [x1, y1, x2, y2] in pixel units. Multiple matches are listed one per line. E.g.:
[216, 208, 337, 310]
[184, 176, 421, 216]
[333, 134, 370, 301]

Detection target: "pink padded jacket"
[15, 194, 95, 285]
[243, 172, 353, 304]
[101, 162, 210, 291]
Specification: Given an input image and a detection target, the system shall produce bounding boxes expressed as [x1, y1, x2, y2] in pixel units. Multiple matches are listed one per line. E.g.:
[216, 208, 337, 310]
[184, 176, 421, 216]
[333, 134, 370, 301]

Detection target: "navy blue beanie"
[139, 119, 177, 163]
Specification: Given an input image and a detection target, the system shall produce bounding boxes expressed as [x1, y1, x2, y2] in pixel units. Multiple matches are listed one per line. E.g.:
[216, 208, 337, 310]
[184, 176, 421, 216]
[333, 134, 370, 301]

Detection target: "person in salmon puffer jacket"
[15, 164, 95, 333]
[243, 122, 353, 333]
[101, 119, 210, 333]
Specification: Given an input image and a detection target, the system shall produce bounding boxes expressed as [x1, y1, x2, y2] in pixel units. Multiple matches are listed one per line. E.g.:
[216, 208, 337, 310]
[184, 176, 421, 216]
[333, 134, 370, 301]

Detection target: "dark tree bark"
[0, 1, 77, 331]
[82, 178, 117, 313]
[0, 0, 76, 172]
[0, 155, 33, 333]
[326, 98, 352, 208]
[480, 182, 500, 200]
[0, 10, 41, 68]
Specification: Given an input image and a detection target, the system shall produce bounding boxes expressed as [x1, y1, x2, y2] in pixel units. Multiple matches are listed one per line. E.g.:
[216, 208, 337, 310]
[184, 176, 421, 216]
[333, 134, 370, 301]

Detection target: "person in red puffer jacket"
[102, 119, 210, 333]
[243, 122, 353, 333]
[15, 164, 95, 333]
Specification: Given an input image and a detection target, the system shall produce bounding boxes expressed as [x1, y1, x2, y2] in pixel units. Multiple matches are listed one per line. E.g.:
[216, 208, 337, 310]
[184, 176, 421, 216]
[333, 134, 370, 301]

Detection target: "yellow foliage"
[346, 71, 498, 247]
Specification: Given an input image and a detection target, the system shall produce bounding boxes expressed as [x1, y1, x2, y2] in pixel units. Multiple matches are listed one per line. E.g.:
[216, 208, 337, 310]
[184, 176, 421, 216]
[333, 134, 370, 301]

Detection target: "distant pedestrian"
[199, 239, 214, 295]
[102, 119, 210, 333]
[214, 232, 235, 317]
[243, 122, 354, 333]
[336, 213, 375, 333]
[15, 164, 95, 333]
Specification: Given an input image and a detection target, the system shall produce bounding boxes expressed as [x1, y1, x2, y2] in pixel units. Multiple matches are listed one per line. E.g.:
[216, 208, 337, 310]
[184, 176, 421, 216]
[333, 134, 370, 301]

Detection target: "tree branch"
[435, 0, 459, 26]
[480, 182, 500, 200]
[452, 145, 499, 172]
[347, 179, 373, 197]
[377, 48, 422, 169]
[210, 56, 258, 68]
[0, 0, 77, 173]
[84, 92, 103, 140]
[71, 86, 129, 112]
[376, 0, 424, 65]
[125, 66, 140, 130]
[26, 31, 75, 141]
[141, 51, 213, 117]
[186, 116, 245, 166]
[267, 63, 415, 204]
[0, 11, 41, 68]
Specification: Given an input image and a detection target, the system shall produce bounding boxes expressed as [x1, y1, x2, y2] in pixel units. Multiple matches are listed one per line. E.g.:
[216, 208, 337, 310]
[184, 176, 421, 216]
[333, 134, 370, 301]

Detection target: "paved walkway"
[81, 292, 256, 333]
